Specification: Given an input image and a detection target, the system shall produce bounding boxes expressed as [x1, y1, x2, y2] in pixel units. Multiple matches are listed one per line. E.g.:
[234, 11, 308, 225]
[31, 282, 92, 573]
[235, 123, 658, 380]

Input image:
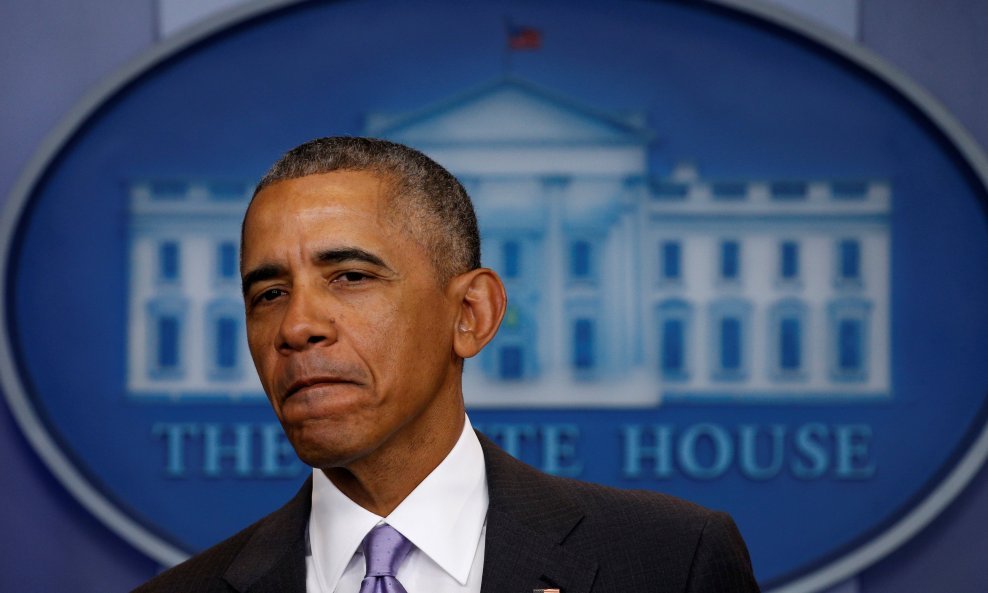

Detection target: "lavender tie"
[358, 524, 413, 593]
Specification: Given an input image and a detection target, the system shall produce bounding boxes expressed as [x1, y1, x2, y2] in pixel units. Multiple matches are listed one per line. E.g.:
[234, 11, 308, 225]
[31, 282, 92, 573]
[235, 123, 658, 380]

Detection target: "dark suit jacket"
[133, 433, 759, 593]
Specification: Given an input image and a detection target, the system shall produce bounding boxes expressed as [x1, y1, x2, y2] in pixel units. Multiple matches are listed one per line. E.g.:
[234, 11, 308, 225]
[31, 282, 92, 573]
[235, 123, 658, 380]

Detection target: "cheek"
[246, 328, 277, 385]
[354, 313, 403, 369]
[246, 311, 280, 351]
[349, 306, 422, 382]
[245, 332, 264, 367]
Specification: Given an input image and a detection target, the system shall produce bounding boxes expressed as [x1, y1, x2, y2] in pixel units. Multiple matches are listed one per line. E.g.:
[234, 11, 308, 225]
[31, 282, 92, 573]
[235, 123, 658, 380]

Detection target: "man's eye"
[258, 288, 285, 302]
[337, 271, 369, 283]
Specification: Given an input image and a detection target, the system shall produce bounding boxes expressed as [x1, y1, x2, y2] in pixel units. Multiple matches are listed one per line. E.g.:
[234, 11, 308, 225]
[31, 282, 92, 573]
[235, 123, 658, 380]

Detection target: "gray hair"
[249, 136, 481, 283]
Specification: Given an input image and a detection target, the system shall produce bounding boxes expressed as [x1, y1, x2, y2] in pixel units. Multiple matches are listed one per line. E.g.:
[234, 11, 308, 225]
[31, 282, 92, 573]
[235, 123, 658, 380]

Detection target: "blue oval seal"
[2, 1, 987, 591]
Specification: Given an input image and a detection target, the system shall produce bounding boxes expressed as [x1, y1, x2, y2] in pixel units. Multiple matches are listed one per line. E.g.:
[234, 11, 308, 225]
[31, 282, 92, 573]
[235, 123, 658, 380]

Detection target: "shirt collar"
[308, 416, 488, 590]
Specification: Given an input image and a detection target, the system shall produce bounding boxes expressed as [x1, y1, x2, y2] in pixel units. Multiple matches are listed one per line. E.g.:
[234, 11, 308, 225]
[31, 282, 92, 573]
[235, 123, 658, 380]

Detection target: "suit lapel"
[217, 435, 601, 593]
[481, 506, 598, 593]
[223, 477, 312, 593]
[478, 434, 598, 593]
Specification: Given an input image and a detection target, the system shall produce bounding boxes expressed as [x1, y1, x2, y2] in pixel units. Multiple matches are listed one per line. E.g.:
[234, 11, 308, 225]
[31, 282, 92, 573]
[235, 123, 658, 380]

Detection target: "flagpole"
[502, 18, 541, 77]
[502, 16, 513, 76]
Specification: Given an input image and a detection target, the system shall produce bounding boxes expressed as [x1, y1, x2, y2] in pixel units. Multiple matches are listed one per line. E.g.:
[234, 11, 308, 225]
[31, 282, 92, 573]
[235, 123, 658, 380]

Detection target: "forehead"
[248, 169, 393, 221]
[243, 170, 399, 248]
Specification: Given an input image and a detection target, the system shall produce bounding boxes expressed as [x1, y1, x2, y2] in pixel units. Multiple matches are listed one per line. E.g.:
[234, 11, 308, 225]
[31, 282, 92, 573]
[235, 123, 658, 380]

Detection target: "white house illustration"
[127, 180, 263, 399]
[127, 77, 890, 406]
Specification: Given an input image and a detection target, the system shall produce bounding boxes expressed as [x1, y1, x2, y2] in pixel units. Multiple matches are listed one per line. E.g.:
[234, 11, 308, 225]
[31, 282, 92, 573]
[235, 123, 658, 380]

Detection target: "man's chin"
[285, 428, 369, 470]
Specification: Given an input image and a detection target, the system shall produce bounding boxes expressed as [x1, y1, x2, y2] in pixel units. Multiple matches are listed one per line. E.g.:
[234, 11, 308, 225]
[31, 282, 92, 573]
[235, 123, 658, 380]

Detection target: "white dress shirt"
[306, 417, 488, 593]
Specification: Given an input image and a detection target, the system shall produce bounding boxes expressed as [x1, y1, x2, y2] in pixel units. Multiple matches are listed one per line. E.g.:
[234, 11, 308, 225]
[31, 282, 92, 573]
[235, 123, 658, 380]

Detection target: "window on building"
[159, 241, 180, 282]
[157, 315, 180, 370]
[770, 299, 808, 379]
[653, 182, 690, 200]
[711, 182, 747, 200]
[710, 299, 751, 380]
[771, 181, 808, 200]
[720, 317, 742, 371]
[661, 241, 681, 281]
[657, 299, 691, 380]
[147, 298, 187, 379]
[499, 345, 524, 380]
[218, 241, 238, 280]
[780, 241, 799, 280]
[838, 239, 861, 282]
[571, 240, 591, 279]
[828, 298, 870, 381]
[838, 319, 862, 373]
[205, 301, 243, 379]
[149, 180, 188, 199]
[779, 317, 802, 371]
[208, 181, 246, 201]
[832, 181, 869, 200]
[662, 319, 685, 374]
[720, 240, 740, 280]
[215, 317, 238, 370]
[502, 241, 520, 279]
[573, 319, 595, 370]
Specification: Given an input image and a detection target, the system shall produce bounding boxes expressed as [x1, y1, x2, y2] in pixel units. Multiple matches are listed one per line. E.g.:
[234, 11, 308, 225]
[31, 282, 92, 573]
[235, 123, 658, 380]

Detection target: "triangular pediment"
[366, 77, 652, 145]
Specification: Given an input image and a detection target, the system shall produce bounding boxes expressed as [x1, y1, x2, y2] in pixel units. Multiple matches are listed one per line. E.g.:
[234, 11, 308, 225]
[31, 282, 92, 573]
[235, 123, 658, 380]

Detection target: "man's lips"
[283, 376, 360, 400]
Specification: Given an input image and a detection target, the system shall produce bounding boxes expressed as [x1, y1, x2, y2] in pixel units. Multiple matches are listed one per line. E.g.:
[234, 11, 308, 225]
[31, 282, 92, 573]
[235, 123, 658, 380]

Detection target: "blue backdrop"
[2, 1, 987, 592]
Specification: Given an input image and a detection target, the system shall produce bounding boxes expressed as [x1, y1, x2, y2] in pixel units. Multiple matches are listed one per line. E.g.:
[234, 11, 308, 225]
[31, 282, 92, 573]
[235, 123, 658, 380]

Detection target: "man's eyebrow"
[241, 264, 284, 297]
[315, 247, 391, 270]
[241, 248, 392, 296]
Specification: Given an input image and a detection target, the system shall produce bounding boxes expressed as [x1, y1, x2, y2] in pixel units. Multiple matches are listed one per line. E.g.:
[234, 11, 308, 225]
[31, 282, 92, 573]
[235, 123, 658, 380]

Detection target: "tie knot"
[361, 524, 413, 577]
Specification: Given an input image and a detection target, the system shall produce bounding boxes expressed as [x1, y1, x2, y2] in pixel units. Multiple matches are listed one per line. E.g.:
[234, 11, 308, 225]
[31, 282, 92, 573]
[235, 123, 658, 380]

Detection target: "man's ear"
[448, 268, 507, 359]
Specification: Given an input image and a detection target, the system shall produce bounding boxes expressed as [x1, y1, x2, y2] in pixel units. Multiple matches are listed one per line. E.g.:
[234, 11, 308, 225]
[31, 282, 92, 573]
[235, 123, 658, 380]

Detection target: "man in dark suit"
[133, 137, 758, 593]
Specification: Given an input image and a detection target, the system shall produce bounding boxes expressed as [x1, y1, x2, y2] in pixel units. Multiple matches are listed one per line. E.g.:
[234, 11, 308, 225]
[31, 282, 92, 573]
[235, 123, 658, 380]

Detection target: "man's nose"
[276, 287, 337, 352]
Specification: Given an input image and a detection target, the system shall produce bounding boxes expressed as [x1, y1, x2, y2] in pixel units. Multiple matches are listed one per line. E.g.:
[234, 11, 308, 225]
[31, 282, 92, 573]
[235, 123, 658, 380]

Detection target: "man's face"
[241, 170, 462, 470]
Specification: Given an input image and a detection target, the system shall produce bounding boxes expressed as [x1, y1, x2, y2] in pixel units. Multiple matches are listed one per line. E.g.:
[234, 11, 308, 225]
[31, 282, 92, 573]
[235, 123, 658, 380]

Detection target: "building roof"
[366, 76, 653, 146]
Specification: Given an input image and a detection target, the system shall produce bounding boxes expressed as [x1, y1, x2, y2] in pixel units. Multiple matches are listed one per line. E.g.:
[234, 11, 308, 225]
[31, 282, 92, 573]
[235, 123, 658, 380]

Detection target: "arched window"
[570, 239, 592, 280]
[828, 298, 871, 381]
[720, 318, 742, 370]
[206, 300, 245, 380]
[499, 345, 524, 380]
[486, 303, 538, 382]
[146, 297, 187, 379]
[769, 299, 809, 380]
[709, 299, 752, 381]
[656, 299, 692, 380]
[158, 317, 180, 368]
[573, 318, 596, 370]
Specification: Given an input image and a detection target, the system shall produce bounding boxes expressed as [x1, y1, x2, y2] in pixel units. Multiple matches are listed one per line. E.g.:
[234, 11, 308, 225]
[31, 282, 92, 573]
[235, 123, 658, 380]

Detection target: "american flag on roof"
[507, 24, 542, 50]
